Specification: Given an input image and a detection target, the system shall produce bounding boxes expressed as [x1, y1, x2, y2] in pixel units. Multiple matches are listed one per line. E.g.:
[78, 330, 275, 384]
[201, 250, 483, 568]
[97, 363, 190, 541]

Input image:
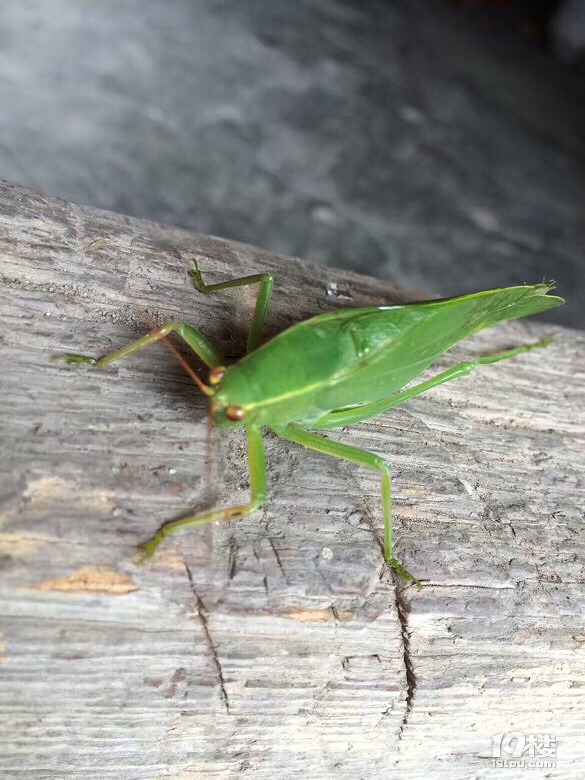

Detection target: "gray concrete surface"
[1, 0, 584, 326]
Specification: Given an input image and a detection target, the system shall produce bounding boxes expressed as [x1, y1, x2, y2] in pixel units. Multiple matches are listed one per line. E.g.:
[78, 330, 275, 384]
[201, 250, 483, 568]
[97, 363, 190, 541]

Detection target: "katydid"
[59, 261, 564, 585]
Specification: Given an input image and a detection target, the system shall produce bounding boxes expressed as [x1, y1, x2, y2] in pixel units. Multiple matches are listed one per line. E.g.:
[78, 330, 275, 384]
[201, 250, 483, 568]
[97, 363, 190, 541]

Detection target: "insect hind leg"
[312, 339, 553, 429]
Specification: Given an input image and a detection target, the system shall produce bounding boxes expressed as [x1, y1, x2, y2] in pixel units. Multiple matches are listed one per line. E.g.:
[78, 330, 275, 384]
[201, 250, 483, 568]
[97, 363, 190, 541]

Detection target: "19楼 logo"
[491, 732, 557, 769]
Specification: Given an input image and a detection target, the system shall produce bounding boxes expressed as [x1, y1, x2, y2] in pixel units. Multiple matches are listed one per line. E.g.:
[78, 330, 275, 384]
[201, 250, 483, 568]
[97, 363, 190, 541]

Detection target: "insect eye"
[209, 365, 226, 385]
[225, 405, 245, 421]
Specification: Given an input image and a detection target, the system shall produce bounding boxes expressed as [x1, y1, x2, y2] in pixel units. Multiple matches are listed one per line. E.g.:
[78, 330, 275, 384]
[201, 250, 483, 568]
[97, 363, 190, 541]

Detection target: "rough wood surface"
[1, 180, 584, 778]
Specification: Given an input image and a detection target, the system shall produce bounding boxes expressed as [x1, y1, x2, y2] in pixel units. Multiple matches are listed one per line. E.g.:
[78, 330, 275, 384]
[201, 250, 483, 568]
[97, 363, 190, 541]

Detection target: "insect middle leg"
[312, 340, 551, 429]
[57, 320, 223, 370]
[189, 258, 273, 353]
[139, 425, 267, 559]
[271, 424, 420, 587]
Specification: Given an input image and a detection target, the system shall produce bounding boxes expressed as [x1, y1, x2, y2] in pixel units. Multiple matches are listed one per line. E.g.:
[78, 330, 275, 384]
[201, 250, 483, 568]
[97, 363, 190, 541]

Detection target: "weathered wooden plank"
[1, 181, 584, 778]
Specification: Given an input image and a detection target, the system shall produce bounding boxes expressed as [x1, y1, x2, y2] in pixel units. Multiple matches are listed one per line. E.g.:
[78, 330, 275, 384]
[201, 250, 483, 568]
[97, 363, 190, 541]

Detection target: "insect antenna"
[143, 313, 213, 396]
[205, 401, 215, 490]
[158, 323, 216, 493]
[144, 313, 217, 506]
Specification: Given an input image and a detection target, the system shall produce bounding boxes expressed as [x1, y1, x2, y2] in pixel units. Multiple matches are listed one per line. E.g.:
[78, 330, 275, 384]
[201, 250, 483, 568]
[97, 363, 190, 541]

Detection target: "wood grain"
[1, 181, 584, 778]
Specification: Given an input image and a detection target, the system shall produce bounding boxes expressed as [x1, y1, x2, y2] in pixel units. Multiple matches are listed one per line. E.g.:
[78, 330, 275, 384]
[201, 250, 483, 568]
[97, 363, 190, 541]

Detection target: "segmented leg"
[312, 340, 551, 429]
[271, 424, 419, 587]
[139, 425, 266, 559]
[57, 320, 223, 369]
[189, 258, 273, 353]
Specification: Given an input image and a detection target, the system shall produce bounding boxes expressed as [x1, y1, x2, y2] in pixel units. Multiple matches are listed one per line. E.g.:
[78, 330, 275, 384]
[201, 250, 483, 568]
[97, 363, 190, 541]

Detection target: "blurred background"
[1, 0, 584, 326]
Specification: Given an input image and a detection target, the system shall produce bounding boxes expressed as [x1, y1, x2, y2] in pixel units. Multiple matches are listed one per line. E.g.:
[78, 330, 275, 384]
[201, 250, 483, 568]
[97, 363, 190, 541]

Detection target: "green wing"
[309, 282, 564, 411]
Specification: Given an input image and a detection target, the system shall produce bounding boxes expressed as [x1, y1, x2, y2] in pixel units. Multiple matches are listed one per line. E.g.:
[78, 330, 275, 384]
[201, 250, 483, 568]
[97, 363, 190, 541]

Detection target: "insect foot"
[53, 353, 98, 366]
[388, 557, 422, 590]
[137, 536, 161, 562]
[188, 257, 205, 291]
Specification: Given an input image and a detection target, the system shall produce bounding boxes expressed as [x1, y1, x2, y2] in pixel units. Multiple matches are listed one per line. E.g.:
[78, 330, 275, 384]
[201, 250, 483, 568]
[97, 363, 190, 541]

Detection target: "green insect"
[60, 261, 564, 585]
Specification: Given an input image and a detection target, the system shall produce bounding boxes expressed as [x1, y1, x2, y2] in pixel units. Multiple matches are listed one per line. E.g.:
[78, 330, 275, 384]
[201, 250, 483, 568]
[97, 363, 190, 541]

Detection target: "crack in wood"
[392, 574, 416, 743]
[227, 533, 238, 580]
[429, 582, 514, 590]
[268, 537, 288, 582]
[339, 454, 418, 739]
[184, 560, 230, 715]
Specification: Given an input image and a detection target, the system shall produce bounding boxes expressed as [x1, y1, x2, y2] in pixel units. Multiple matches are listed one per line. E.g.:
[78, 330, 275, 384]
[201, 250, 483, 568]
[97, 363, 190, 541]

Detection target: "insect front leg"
[271, 424, 420, 588]
[189, 259, 273, 353]
[138, 425, 266, 559]
[56, 320, 223, 369]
